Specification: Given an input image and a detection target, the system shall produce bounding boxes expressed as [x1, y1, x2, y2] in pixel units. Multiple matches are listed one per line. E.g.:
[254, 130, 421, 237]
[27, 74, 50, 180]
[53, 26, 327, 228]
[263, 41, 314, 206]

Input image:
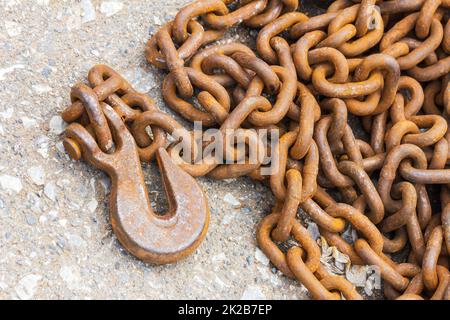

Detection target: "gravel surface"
[0, 0, 382, 300]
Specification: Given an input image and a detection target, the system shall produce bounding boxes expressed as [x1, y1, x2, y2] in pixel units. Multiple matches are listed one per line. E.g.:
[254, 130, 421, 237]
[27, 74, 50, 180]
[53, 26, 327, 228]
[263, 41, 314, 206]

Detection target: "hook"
[63, 103, 210, 264]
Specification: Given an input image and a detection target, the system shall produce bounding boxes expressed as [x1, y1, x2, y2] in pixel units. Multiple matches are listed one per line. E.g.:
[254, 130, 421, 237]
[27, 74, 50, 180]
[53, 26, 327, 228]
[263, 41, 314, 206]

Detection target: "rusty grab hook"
[63, 103, 210, 264]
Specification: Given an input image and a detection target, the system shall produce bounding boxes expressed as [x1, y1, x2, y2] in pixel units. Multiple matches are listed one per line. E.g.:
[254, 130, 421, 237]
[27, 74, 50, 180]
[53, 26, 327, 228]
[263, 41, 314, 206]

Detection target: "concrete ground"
[0, 0, 379, 300]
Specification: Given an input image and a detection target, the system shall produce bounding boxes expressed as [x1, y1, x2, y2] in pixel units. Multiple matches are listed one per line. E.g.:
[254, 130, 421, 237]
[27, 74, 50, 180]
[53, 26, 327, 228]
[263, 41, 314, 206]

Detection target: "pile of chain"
[61, 0, 450, 300]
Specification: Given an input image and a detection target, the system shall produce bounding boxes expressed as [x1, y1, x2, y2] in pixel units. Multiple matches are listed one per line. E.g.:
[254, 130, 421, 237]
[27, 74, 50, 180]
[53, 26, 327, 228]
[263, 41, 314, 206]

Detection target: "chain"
[61, 0, 450, 300]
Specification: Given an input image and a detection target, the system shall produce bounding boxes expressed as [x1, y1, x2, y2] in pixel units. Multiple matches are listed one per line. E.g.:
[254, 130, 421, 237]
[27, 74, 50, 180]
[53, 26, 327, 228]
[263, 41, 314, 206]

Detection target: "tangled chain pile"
[61, 0, 450, 300]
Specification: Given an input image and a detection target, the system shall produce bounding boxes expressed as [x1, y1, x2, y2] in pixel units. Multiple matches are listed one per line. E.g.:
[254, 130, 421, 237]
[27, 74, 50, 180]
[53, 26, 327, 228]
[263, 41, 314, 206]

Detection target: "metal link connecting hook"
[64, 103, 210, 264]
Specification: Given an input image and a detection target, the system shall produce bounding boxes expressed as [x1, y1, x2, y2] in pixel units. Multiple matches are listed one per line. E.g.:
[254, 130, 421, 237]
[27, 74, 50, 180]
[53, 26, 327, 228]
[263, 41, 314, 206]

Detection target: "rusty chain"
[60, 0, 450, 300]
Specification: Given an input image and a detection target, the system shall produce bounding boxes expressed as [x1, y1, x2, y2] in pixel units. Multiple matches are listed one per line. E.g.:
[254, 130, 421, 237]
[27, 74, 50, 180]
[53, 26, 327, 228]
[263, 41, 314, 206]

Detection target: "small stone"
[270, 273, 282, 287]
[212, 252, 226, 264]
[59, 265, 81, 289]
[32, 84, 52, 95]
[254, 248, 269, 266]
[56, 238, 65, 249]
[86, 199, 98, 213]
[48, 210, 58, 220]
[65, 233, 86, 248]
[81, 0, 96, 23]
[223, 193, 240, 207]
[70, 219, 81, 227]
[16, 258, 31, 266]
[241, 285, 266, 300]
[100, 1, 123, 17]
[5, 20, 22, 37]
[213, 275, 228, 290]
[34, 136, 49, 158]
[27, 192, 41, 212]
[0, 108, 13, 119]
[250, 29, 258, 37]
[14, 274, 42, 300]
[27, 166, 45, 185]
[257, 266, 271, 281]
[21, 117, 38, 129]
[44, 182, 56, 201]
[49, 115, 66, 134]
[41, 67, 52, 78]
[221, 213, 235, 225]
[37, 148, 48, 159]
[192, 275, 206, 287]
[0, 282, 8, 290]
[0, 64, 25, 81]
[241, 207, 251, 214]
[26, 214, 37, 226]
[153, 16, 162, 25]
[146, 271, 163, 289]
[0, 175, 23, 193]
